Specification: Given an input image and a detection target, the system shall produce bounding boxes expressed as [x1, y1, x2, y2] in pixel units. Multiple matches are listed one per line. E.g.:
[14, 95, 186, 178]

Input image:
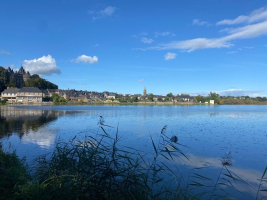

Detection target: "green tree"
[132, 96, 138, 102]
[25, 74, 58, 90]
[209, 92, 220, 104]
[0, 67, 9, 93]
[52, 93, 60, 103]
[147, 93, 154, 101]
[58, 97, 67, 103]
[166, 93, 174, 101]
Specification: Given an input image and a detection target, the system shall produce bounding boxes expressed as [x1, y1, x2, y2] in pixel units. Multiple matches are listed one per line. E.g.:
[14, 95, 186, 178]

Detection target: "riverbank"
[2, 101, 267, 106]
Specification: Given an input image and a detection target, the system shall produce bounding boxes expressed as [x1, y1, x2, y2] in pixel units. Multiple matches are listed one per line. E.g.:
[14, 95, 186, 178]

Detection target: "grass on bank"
[0, 118, 267, 200]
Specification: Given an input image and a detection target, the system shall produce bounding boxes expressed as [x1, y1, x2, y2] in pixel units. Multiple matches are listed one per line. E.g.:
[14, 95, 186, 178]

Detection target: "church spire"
[143, 87, 147, 96]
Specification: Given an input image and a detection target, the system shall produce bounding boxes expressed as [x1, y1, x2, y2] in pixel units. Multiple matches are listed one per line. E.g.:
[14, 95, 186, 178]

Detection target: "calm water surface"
[0, 105, 267, 199]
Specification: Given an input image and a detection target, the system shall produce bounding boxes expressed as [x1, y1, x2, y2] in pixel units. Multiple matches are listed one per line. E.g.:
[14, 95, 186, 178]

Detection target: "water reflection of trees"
[0, 106, 77, 139]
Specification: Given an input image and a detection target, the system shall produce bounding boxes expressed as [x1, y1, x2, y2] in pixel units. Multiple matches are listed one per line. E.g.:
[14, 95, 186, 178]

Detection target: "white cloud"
[132, 32, 148, 38]
[141, 37, 153, 44]
[217, 7, 267, 25]
[189, 89, 265, 97]
[22, 128, 57, 149]
[164, 52, 177, 60]
[226, 51, 237, 54]
[192, 19, 211, 26]
[155, 32, 176, 38]
[217, 89, 265, 97]
[140, 20, 267, 52]
[0, 50, 10, 55]
[219, 28, 234, 33]
[72, 55, 99, 64]
[101, 6, 116, 16]
[88, 6, 116, 20]
[22, 55, 61, 76]
[137, 79, 144, 82]
[149, 38, 232, 52]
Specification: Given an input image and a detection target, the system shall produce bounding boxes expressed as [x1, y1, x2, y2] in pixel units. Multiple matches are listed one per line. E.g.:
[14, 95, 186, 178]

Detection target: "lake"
[0, 105, 267, 199]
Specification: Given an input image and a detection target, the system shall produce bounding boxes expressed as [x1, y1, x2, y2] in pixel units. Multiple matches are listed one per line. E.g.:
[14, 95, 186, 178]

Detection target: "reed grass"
[0, 118, 267, 200]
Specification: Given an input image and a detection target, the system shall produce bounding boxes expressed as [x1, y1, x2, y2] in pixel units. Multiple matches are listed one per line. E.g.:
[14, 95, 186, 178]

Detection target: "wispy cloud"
[189, 89, 265, 97]
[22, 55, 61, 76]
[226, 51, 237, 54]
[141, 37, 153, 44]
[164, 52, 177, 60]
[192, 19, 211, 26]
[155, 32, 175, 38]
[82, 83, 87, 85]
[137, 20, 267, 52]
[217, 7, 267, 25]
[71, 55, 99, 64]
[137, 79, 144, 82]
[217, 89, 265, 97]
[0, 50, 10, 55]
[132, 32, 147, 38]
[88, 6, 116, 20]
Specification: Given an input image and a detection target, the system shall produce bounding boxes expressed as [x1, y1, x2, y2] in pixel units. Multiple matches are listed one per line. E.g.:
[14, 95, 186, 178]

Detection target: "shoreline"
[2, 102, 267, 106]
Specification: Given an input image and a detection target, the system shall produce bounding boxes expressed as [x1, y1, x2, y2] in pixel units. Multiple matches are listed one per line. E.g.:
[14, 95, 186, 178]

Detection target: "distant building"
[210, 100, 214, 105]
[17, 87, 43, 103]
[143, 87, 147, 96]
[1, 87, 42, 103]
[7, 66, 32, 88]
[179, 95, 194, 102]
[1, 87, 20, 102]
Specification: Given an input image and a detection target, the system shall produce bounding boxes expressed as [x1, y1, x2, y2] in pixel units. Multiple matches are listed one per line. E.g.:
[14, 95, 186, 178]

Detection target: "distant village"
[1, 86, 195, 104]
[0, 67, 196, 103]
[1, 66, 267, 105]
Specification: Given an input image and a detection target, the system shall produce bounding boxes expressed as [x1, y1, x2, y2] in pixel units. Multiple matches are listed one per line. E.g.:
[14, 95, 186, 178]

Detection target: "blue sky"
[0, 0, 267, 96]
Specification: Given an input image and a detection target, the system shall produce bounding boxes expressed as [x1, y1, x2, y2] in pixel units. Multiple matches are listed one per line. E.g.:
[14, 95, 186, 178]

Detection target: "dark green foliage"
[157, 97, 163, 102]
[0, 147, 30, 199]
[118, 95, 134, 103]
[148, 93, 154, 101]
[25, 74, 58, 90]
[166, 93, 174, 101]
[42, 96, 52, 102]
[132, 95, 138, 102]
[0, 66, 9, 93]
[51, 93, 66, 103]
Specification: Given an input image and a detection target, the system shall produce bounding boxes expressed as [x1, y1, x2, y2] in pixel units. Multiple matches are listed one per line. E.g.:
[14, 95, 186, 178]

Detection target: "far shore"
[2, 101, 267, 106]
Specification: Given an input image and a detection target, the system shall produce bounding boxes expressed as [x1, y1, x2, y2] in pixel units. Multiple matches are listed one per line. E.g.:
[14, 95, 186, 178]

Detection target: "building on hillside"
[17, 87, 43, 103]
[7, 66, 32, 87]
[1, 87, 20, 102]
[47, 89, 59, 97]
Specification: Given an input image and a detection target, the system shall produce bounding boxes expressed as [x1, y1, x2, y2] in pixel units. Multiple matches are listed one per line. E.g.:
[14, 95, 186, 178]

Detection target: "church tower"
[143, 87, 147, 96]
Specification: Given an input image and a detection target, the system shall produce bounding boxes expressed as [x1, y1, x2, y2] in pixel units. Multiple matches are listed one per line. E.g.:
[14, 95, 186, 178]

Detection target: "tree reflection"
[0, 106, 75, 139]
